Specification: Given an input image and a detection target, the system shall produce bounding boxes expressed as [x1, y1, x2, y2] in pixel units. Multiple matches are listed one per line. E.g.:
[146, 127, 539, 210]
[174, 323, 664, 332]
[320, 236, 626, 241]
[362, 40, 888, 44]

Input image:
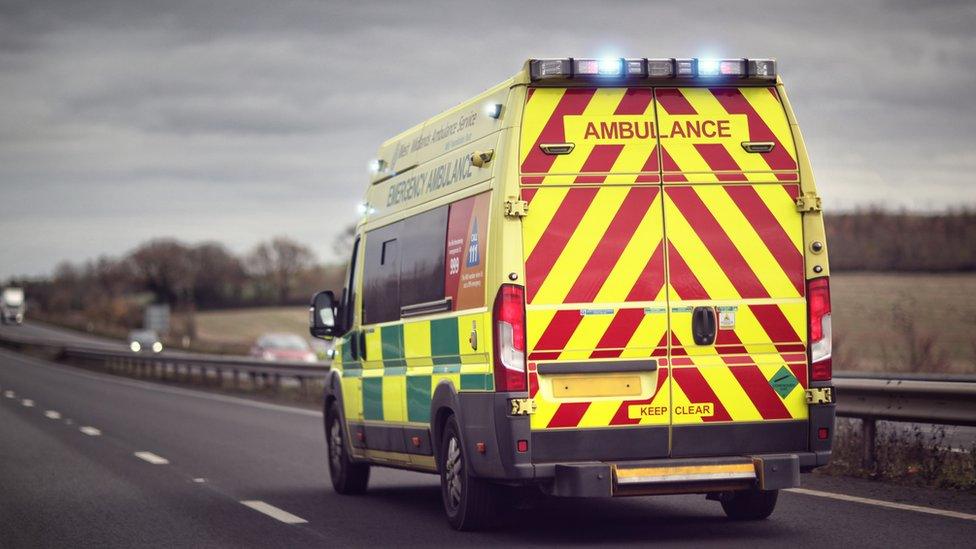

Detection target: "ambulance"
[310, 57, 835, 530]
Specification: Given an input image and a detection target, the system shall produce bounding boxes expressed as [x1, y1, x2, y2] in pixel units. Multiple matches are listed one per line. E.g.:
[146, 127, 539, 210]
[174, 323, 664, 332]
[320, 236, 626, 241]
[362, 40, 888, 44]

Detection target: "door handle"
[539, 143, 575, 155]
[692, 306, 717, 346]
[349, 331, 359, 360]
[741, 141, 775, 153]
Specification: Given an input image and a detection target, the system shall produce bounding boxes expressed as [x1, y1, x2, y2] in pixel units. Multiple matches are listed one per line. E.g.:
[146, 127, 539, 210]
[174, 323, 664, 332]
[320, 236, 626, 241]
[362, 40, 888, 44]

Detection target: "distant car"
[128, 329, 163, 353]
[1, 287, 25, 325]
[251, 333, 317, 363]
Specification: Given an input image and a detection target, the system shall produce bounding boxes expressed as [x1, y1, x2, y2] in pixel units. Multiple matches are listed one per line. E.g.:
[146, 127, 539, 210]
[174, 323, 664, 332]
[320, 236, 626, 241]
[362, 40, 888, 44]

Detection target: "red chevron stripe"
[547, 401, 591, 428]
[521, 187, 539, 204]
[521, 176, 544, 185]
[522, 88, 596, 173]
[533, 309, 584, 353]
[781, 184, 799, 199]
[528, 368, 540, 398]
[724, 185, 804, 295]
[627, 242, 666, 302]
[609, 368, 670, 425]
[635, 144, 661, 182]
[526, 88, 536, 102]
[693, 143, 748, 181]
[666, 242, 709, 300]
[749, 304, 802, 344]
[715, 328, 749, 356]
[564, 187, 658, 303]
[672, 367, 732, 422]
[588, 308, 646, 359]
[613, 88, 654, 115]
[729, 365, 793, 419]
[525, 187, 598, 303]
[709, 87, 797, 171]
[667, 186, 769, 299]
[656, 88, 697, 115]
[659, 145, 687, 182]
[574, 144, 625, 183]
[788, 363, 808, 389]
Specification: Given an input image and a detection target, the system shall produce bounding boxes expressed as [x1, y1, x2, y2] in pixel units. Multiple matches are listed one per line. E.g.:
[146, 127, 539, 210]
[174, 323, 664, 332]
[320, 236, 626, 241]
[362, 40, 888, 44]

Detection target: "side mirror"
[309, 290, 341, 340]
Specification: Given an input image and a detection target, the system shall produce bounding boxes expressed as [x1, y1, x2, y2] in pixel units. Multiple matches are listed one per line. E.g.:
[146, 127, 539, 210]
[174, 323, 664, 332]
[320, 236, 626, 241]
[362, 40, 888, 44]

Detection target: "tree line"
[10, 237, 347, 335]
[825, 209, 976, 272]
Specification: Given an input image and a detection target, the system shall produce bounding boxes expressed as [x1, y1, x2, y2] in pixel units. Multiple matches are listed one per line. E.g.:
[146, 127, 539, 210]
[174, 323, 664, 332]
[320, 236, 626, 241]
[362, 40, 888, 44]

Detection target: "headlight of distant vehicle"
[262, 351, 276, 361]
[130, 341, 141, 352]
[152, 341, 163, 353]
[304, 353, 317, 363]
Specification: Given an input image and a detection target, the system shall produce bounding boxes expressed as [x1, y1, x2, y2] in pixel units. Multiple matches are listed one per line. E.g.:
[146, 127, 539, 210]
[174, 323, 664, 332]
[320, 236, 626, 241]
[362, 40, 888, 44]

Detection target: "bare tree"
[248, 237, 317, 304]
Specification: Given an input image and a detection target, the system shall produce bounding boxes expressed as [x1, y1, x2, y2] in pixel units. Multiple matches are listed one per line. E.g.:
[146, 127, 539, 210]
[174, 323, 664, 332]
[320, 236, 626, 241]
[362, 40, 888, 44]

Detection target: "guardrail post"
[862, 418, 877, 469]
[216, 368, 223, 387]
[233, 369, 240, 389]
[274, 373, 281, 393]
[298, 376, 307, 399]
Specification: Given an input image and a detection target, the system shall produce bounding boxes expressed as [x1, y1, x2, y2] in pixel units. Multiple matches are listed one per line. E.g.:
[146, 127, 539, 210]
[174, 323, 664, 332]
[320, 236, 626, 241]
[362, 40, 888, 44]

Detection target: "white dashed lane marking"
[240, 500, 308, 524]
[79, 426, 101, 436]
[21, 399, 34, 407]
[44, 410, 61, 419]
[3, 390, 14, 398]
[133, 451, 169, 465]
[786, 488, 976, 522]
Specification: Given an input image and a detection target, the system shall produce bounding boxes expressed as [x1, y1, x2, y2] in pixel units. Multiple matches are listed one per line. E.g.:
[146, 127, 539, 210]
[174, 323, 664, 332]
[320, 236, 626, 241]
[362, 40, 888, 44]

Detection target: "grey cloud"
[2, 0, 976, 278]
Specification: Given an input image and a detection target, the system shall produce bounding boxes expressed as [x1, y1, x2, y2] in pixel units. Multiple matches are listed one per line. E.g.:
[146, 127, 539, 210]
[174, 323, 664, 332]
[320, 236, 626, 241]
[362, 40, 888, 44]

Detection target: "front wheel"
[720, 488, 779, 520]
[326, 401, 369, 494]
[439, 415, 496, 531]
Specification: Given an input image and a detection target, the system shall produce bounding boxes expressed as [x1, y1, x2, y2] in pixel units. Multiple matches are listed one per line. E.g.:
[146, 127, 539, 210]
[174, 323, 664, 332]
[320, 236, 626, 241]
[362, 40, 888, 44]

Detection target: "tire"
[438, 415, 496, 531]
[720, 488, 779, 520]
[326, 401, 370, 495]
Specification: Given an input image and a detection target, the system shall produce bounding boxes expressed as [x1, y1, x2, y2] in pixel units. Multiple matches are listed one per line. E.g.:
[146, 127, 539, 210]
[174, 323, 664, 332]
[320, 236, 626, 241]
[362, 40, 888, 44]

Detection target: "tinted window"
[362, 222, 401, 324]
[399, 206, 448, 309]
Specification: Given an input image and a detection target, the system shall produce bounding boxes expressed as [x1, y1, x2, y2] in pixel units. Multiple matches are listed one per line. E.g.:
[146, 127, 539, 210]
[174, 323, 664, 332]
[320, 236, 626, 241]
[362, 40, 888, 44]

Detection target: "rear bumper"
[459, 392, 833, 488]
[546, 454, 801, 498]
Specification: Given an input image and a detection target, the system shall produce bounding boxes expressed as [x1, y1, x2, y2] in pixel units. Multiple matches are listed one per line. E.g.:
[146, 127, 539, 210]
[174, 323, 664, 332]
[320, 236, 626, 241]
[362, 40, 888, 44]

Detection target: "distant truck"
[1, 287, 25, 325]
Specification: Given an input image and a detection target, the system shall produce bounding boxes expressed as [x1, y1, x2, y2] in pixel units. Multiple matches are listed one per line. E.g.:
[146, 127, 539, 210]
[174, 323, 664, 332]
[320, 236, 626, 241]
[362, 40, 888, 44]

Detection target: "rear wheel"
[326, 401, 369, 494]
[720, 488, 778, 520]
[438, 415, 495, 531]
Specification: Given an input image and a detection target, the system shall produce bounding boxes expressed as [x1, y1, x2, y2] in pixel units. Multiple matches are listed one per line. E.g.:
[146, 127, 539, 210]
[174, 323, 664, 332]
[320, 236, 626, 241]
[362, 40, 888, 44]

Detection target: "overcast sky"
[1, 0, 975, 278]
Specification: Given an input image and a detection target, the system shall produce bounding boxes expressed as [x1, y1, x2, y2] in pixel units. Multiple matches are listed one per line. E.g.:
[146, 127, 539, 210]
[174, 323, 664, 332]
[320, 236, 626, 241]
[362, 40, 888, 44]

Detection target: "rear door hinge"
[805, 387, 834, 405]
[509, 398, 537, 415]
[795, 192, 822, 213]
[505, 198, 529, 218]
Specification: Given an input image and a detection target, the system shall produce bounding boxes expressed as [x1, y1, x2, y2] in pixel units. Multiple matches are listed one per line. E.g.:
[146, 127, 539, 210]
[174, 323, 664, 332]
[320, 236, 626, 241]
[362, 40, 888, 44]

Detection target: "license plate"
[551, 374, 642, 398]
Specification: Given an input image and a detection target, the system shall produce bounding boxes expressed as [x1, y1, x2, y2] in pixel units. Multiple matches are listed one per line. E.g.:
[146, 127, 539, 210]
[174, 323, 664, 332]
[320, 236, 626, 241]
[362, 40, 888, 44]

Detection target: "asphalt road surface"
[1, 346, 975, 547]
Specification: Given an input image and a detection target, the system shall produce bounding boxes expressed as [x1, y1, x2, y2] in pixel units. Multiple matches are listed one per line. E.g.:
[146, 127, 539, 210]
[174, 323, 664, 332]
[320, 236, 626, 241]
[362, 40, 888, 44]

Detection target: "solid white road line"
[79, 426, 101, 436]
[44, 410, 61, 419]
[21, 399, 34, 407]
[786, 488, 976, 522]
[133, 451, 169, 465]
[240, 500, 308, 524]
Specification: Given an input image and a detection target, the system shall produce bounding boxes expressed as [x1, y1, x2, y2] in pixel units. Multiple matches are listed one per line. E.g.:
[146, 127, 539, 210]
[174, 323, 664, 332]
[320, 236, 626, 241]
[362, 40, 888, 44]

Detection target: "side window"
[399, 206, 448, 310]
[362, 221, 401, 324]
[341, 236, 360, 332]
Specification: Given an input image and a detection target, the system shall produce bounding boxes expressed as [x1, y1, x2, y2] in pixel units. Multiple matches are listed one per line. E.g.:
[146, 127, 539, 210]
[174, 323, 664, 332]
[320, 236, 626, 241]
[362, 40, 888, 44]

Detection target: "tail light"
[807, 277, 832, 381]
[492, 284, 527, 392]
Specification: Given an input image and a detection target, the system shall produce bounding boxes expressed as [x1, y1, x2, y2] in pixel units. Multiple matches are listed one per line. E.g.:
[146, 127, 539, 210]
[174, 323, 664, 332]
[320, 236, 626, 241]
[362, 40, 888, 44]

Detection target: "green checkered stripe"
[340, 316, 492, 424]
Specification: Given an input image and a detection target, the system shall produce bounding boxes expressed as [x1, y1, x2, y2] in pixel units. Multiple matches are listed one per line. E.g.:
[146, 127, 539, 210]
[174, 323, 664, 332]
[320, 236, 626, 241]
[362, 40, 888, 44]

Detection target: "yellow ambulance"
[310, 57, 835, 530]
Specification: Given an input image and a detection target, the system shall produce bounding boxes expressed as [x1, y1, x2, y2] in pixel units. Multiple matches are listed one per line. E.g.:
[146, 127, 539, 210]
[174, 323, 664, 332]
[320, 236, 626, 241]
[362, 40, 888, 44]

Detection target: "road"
[1, 343, 975, 547]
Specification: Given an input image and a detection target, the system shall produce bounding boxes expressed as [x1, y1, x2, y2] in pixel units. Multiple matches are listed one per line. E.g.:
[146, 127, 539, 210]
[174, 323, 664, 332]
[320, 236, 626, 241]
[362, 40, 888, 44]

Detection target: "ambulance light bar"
[529, 58, 776, 81]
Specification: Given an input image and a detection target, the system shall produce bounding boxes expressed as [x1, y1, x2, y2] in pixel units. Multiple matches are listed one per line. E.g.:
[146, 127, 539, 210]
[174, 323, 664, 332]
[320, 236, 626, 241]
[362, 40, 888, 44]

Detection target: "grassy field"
[189, 273, 976, 373]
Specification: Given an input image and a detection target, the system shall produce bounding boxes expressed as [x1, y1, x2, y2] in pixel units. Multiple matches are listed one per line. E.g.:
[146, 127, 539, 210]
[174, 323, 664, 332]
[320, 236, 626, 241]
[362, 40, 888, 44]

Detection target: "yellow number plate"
[551, 374, 642, 398]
